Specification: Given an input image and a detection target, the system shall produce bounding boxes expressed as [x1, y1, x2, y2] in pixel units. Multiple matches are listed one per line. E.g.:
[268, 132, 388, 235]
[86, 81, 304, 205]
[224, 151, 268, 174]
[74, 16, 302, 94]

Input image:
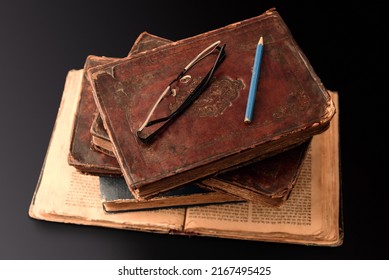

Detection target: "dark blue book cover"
[99, 176, 242, 212]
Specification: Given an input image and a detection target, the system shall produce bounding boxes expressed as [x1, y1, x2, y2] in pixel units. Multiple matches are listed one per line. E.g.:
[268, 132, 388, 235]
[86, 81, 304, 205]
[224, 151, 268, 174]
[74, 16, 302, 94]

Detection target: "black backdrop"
[0, 0, 387, 259]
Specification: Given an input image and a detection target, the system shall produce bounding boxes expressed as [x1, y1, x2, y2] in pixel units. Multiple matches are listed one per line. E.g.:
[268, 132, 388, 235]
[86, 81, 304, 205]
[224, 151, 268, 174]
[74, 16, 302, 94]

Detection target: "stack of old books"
[29, 8, 343, 246]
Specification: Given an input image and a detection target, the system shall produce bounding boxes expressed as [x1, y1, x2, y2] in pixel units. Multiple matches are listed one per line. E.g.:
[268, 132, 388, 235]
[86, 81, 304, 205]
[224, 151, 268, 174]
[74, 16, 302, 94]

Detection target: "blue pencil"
[244, 36, 264, 124]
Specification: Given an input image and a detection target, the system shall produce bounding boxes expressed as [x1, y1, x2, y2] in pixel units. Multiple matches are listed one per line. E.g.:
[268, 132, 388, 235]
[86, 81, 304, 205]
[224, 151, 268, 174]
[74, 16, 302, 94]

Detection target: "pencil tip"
[258, 36, 263, 45]
[244, 117, 252, 124]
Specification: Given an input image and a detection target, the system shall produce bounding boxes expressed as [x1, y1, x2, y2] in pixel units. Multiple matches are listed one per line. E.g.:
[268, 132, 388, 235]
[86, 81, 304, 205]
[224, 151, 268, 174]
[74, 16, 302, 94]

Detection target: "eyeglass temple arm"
[183, 40, 221, 72]
[137, 85, 171, 132]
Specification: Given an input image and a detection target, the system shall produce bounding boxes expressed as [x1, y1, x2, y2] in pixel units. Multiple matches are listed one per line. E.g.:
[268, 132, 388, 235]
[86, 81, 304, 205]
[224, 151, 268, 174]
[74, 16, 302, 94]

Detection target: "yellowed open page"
[29, 70, 186, 232]
[184, 92, 341, 246]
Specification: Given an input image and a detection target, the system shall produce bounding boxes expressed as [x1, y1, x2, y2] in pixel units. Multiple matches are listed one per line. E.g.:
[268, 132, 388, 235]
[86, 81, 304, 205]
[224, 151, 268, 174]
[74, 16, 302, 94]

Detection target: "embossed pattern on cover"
[89, 9, 336, 199]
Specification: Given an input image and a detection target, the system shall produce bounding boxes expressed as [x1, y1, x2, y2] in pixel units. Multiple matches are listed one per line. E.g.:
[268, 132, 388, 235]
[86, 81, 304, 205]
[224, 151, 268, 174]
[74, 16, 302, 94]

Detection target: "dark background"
[0, 1, 387, 259]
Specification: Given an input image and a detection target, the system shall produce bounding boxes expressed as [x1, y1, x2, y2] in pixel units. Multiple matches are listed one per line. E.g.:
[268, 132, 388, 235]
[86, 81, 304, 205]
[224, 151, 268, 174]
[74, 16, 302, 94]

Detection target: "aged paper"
[184, 93, 340, 245]
[29, 70, 186, 232]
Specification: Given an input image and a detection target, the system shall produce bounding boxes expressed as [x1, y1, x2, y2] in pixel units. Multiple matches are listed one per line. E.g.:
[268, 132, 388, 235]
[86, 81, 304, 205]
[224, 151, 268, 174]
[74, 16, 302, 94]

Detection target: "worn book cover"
[67, 32, 244, 209]
[68, 32, 172, 175]
[90, 113, 115, 157]
[99, 142, 310, 207]
[88, 8, 336, 199]
[99, 139, 308, 211]
[72, 31, 311, 207]
[29, 69, 342, 246]
[200, 140, 310, 206]
[93, 119, 310, 206]
[100, 177, 242, 212]
[92, 104, 310, 206]
[67, 55, 122, 175]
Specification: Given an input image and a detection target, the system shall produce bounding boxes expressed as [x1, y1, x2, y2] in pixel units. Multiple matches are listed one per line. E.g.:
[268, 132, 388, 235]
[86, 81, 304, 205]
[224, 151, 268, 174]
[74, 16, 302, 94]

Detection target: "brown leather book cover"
[90, 113, 115, 157]
[200, 140, 310, 206]
[68, 55, 122, 175]
[88, 8, 336, 199]
[87, 36, 310, 206]
[92, 113, 310, 206]
[100, 139, 310, 207]
[99, 176, 243, 212]
[68, 32, 171, 175]
[75, 33, 309, 207]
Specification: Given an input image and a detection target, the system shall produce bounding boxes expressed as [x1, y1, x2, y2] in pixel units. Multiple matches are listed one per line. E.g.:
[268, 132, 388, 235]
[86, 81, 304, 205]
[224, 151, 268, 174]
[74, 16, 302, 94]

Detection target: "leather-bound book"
[99, 177, 242, 212]
[200, 140, 310, 206]
[90, 113, 115, 157]
[68, 32, 172, 175]
[68, 32, 245, 209]
[92, 114, 310, 206]
[70, 30, 310, 207]
[91, 112, 310, 206]
[88, 8, 336, 200]
[97, 139, 310, 209]
[68, 55, 122, 175]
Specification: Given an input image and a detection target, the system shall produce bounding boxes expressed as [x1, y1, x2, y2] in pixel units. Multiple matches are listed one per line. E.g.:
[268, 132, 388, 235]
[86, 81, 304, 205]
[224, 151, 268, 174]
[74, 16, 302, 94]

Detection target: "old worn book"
[68, 32, 172, 175]
[100, 176, 242, 212]
[92, 100, 311, 206]
[94, 126, 309, 207]
[100, 143, 310, 208]
[70, 31, 311, 207]
[68, 49, 309, 210]
[67, 54, 122, 175]
[90, 114, 115, 157]
[200, 140, 310, 205]
[88, 8, 336, 200]
[67, 33, 244, 210]
[92, 106, 310, 206]
[29, 69, 342, 246]
[99, 140, 308, 211]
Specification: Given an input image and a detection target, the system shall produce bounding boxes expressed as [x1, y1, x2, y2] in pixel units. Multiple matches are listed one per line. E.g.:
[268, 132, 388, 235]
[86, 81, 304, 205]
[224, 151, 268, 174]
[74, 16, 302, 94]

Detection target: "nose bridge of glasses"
[179, 75, 192, 84]
[168, 76, 194, 102]
[169, 58, 214, 98]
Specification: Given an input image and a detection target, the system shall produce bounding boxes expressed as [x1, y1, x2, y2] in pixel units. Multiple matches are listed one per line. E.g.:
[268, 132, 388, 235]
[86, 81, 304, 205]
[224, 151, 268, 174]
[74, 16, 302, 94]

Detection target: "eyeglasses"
[136, 41, 226, 144]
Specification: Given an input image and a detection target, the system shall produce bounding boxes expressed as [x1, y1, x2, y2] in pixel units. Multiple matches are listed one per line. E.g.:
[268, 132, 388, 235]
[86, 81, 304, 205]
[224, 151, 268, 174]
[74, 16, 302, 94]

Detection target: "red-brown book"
[88, 8, 335, 200]
[68, 32, 172, 175]
[91, 113, 310, 206]
[69, 31, 311, 208]
[68, 32, 243, 210]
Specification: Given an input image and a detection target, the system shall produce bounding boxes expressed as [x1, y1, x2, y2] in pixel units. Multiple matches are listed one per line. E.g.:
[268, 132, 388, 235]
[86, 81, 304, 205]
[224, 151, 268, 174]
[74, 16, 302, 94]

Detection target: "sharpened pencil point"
[258, 36, 263, 45]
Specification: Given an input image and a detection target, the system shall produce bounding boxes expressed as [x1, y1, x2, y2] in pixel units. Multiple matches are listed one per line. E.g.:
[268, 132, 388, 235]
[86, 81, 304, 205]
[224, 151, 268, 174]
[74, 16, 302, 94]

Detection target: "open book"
[29, 70, 343, 246]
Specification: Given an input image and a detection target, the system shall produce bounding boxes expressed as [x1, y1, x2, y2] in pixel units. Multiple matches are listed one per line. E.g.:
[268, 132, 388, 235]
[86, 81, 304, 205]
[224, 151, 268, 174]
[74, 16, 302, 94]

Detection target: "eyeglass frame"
[136, 40, 226, 144]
